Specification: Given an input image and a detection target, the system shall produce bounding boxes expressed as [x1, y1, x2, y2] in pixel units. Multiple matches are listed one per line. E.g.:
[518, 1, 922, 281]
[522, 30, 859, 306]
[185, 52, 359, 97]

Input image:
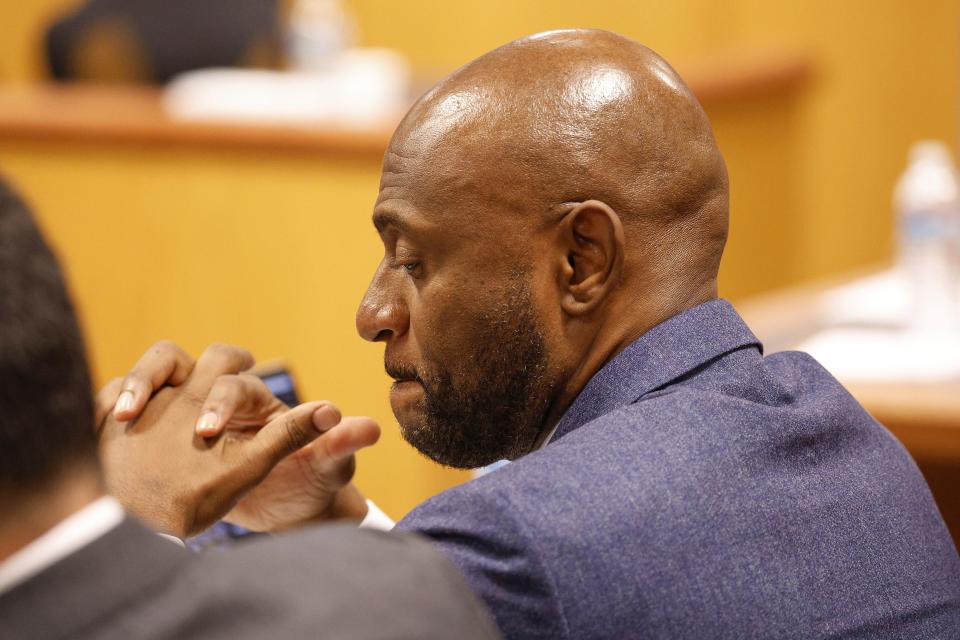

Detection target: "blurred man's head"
[0, 180, 98, 509]
[356, 29, 728, 468]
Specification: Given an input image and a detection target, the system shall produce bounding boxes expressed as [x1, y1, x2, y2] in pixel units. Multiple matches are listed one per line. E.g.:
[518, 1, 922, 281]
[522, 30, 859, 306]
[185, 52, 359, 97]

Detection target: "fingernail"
[312, 405, 338, 432]
[195, 411, 219, 436]
[115, 391, 134, 416]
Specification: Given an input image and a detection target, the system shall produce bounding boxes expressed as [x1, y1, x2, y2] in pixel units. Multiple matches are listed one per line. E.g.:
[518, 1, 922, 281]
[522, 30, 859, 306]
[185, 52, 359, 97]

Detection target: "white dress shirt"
[0, 496, 124, 596]
[359, 499, 396, 531]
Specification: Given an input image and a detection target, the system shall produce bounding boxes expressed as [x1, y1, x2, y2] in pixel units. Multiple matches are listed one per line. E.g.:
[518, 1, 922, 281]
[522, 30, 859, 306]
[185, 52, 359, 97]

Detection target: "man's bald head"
[388, 29, 728, 292]
[360, 30, 731, 467]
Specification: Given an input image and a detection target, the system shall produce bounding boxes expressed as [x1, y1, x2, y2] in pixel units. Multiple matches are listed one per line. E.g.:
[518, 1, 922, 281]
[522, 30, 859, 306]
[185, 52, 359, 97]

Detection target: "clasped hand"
[96, 341, 379, 538]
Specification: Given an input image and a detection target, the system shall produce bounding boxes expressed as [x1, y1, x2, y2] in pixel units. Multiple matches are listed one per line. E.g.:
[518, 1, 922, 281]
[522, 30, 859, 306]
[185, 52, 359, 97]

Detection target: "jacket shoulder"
[72, 525, 499, 640]
[176, 525, 500, 639]
[400, 477, 571, 640]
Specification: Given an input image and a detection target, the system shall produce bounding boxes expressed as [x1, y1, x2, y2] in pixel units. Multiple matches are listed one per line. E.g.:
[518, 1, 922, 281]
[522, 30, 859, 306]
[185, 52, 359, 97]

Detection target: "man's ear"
[557, 200, 625, 316]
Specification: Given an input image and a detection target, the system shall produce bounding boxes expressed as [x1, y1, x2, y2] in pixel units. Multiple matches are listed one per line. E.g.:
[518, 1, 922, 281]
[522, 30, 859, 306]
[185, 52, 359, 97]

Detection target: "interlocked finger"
[113, 340, 196, 421]
[183, 343, 256, 396]
[195, 373, 289, 438]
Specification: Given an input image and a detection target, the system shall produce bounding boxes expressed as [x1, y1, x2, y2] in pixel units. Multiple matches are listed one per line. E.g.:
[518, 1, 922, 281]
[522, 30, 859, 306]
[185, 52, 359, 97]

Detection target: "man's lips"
[391, 377, 422, 389]
[385, 361, 422, 385]
[390, 378, 423, 410]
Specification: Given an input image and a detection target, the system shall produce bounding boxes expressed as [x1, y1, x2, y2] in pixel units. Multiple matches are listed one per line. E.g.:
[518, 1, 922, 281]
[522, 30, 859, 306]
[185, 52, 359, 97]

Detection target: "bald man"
[101, 30, 960, 639]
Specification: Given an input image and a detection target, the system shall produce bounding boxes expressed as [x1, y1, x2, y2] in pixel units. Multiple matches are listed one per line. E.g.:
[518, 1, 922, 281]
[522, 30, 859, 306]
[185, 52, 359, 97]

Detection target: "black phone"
[252, 360, 302, 407]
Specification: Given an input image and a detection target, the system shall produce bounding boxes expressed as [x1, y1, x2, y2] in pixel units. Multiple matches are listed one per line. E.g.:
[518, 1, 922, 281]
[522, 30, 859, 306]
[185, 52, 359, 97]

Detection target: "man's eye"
[393, 251, 422, 276]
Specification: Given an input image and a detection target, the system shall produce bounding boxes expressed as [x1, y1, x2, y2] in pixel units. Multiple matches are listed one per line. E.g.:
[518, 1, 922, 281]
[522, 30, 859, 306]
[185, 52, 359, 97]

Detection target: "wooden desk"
[0, 84, 399, 155]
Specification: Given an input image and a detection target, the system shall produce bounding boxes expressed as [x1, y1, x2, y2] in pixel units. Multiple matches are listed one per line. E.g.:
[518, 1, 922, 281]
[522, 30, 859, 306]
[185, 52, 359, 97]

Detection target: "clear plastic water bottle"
[286, 0, 356, 72]
[895, 141, 960, 334]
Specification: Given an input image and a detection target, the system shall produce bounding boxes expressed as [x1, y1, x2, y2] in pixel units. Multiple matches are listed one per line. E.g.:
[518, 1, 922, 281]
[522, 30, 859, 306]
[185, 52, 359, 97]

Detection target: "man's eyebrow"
[372, 209, 408, 234]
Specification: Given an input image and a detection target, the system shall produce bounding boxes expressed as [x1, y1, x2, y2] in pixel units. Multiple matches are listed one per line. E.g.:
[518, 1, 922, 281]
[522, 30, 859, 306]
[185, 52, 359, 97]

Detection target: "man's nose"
[356, 273, 409, 342]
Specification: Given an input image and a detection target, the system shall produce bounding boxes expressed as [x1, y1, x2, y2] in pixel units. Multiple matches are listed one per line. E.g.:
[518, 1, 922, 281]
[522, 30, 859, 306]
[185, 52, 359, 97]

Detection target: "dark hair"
[0, 178, 97, 495]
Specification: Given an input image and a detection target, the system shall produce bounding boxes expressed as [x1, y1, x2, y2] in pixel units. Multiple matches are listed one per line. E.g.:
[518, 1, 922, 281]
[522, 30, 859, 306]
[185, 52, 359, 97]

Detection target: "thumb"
[251, 401, 342, 472]
[315, 416, 381, 462]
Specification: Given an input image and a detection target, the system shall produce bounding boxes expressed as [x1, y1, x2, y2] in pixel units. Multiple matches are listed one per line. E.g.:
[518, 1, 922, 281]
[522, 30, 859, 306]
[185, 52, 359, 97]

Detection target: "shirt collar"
[0, 495, 124, 596]
[548, 299, 761, 444]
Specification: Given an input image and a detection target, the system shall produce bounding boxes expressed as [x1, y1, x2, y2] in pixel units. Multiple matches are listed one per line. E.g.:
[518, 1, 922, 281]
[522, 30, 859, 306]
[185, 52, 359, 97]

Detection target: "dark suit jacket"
[0, 518, 500, 640]
[399, 299, 960, 639]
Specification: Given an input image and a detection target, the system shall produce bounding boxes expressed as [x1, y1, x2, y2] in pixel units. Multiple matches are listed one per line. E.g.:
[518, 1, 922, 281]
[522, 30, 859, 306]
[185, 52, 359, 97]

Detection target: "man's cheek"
[414, 285, 492, 372]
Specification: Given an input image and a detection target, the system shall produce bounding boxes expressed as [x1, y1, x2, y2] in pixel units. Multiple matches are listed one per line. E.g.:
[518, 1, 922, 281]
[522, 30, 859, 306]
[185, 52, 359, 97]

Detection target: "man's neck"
[0, 467, 105, 564]
[535, 288, 719, 449]
[534, 329, 636, 449]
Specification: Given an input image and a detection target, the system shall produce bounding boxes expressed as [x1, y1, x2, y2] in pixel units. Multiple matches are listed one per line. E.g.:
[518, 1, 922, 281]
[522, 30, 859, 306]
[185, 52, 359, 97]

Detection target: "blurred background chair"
[46, 0, 281, 84]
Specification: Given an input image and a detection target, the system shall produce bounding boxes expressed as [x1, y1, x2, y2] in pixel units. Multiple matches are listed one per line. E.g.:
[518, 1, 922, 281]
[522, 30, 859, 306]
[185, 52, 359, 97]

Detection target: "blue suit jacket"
[398, 300, 960, 639]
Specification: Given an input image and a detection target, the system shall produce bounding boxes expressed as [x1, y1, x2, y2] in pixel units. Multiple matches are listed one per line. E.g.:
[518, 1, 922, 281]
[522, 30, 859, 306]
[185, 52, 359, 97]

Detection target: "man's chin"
[396, 419, 505, 470]
[388, 382, 526, 469]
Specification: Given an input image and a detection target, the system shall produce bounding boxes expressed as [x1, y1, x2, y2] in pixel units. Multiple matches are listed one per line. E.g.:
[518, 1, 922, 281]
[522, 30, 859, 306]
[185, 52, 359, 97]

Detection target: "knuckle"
[239, 373, 266, 388]
[210, 373, 234, 391]
[201, 342, 229, 359]
[177, 386, 209, 408]
[211, 376, 241, 405]
[234, 348, 255, 369]
[244, 376, 276, 403]
[95, 379, 122, 408]
[152, 339, 180, 357]
[201, 343, 253, 369]
[279, 415, 309, 453]
[121, 373, 144, 393]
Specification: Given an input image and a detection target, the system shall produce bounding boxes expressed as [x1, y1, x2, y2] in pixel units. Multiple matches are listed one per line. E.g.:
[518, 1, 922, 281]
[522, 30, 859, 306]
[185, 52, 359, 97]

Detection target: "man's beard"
[387, 281, 554, 469]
